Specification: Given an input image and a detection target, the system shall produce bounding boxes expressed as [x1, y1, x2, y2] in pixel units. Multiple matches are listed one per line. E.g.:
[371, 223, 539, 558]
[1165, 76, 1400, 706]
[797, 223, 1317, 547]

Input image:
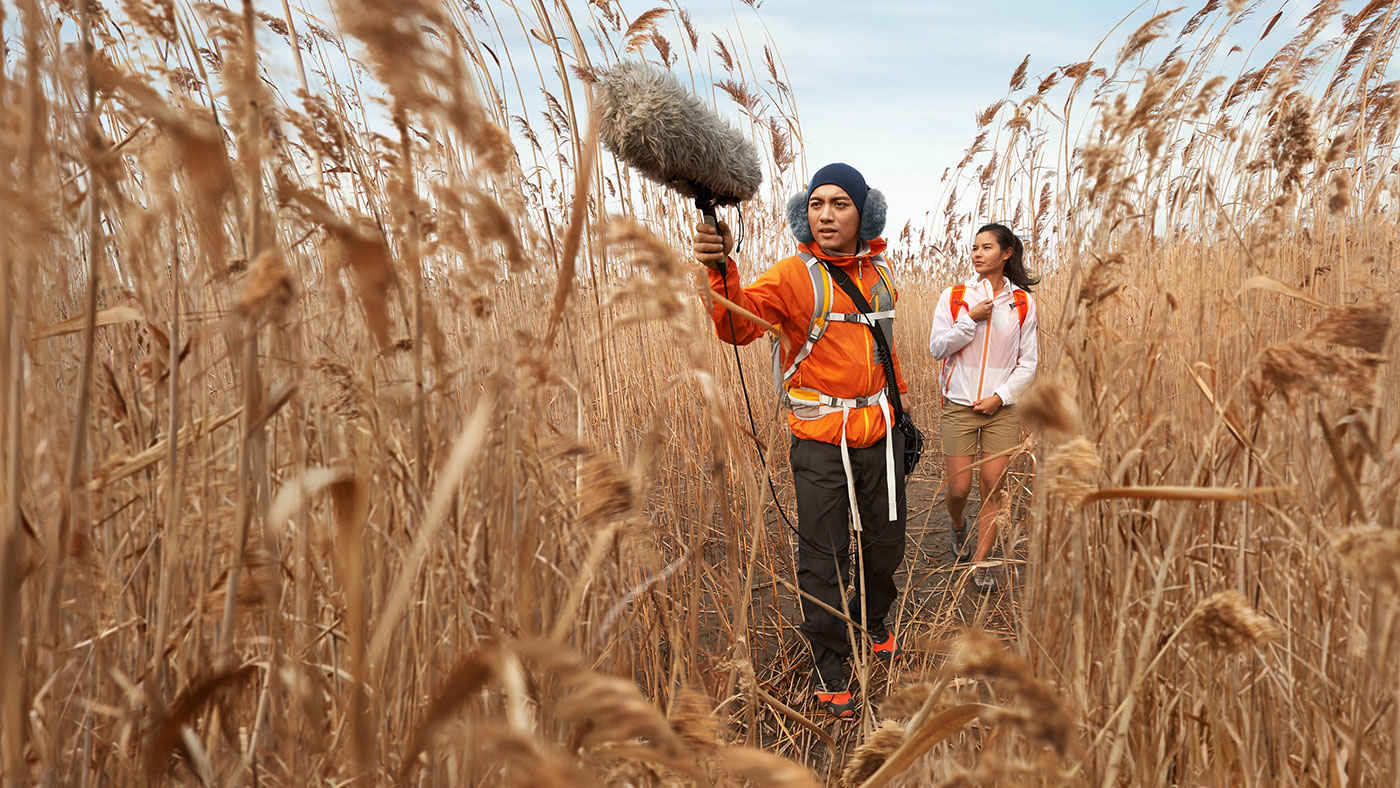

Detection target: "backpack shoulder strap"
[871, 255, 895, 306]
[950, 284, 967, 322]
[805, 253, 834, 337]
[779, 252, 833, 384]
[1012, 289, 1029, 326]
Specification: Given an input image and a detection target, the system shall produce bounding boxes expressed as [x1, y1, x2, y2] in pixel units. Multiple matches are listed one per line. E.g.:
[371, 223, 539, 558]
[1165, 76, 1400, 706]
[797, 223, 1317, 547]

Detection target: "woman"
[927, 223, 1038, 591]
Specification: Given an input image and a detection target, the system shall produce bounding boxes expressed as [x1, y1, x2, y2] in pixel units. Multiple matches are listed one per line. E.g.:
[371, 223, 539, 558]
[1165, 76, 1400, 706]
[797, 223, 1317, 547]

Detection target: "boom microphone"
[597, 61, 818, 552]
[595, 61, 763, 230]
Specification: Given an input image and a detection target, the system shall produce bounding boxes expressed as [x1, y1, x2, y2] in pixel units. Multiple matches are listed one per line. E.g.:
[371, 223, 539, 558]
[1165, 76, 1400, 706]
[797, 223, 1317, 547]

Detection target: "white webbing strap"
[780, 254, 833, 385]
[813, 392, 880, 411]
[826, 310, 896, 324]
[828, 392, 898, 529]
[787, 387, 885, 417]
[782, 319, 825, 384]
[879, 398, 896, 521]
[839, 408, 861, 532]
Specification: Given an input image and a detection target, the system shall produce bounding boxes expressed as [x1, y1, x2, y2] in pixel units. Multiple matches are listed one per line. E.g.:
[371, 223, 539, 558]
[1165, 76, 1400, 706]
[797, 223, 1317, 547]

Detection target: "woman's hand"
[693, 221, 733, 270]
[972, 394, 1002, 415]
[967, 298, 994, 322]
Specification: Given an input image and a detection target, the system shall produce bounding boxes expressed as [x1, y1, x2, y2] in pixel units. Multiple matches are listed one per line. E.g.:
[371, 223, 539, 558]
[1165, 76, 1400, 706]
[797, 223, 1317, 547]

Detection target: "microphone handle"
[695, 195, 726, 270]
[696, 194, 719, 231]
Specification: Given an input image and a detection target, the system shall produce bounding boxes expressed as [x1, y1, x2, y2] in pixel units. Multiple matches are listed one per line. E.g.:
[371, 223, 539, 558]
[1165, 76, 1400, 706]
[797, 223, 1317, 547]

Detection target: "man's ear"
[786, 192, 814, 243]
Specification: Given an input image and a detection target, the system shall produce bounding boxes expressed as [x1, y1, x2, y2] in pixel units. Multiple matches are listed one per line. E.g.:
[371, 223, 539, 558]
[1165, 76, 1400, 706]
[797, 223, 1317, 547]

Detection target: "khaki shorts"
[941, 400, 1021, 457]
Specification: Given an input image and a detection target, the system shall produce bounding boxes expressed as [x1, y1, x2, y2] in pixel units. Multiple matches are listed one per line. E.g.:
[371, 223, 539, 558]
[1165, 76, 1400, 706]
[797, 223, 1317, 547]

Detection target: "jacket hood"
[799, 238, 888, 262]
[961, 274, 1025, 293]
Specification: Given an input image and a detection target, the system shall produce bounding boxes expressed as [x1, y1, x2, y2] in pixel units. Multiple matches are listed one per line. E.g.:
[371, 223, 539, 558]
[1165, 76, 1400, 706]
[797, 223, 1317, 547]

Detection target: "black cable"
[718, 257, 804, 541]
[734, 203, 746, 254]
[720, 206, 802, 537]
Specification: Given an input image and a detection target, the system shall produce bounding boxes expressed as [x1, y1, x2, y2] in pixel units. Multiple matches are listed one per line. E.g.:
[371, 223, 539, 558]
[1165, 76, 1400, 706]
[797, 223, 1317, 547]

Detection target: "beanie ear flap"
[786, 192, 814, 243]
[858, 188, 887, 242]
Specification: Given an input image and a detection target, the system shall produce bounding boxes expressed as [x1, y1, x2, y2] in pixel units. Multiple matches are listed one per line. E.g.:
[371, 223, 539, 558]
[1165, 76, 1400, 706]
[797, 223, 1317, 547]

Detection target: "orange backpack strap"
[1012, 289, 1029, 326]
[949, 284, 967, 321]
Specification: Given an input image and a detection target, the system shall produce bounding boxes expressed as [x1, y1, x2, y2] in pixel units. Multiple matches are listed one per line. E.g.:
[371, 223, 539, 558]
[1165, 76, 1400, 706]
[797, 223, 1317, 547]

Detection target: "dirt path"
[886, 457, 1028, 666]
[741, 451, 1034, 759]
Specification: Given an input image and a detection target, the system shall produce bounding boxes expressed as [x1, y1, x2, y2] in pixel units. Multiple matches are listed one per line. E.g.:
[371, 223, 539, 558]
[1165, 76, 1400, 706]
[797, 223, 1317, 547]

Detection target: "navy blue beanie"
[806, 163, 868, 215]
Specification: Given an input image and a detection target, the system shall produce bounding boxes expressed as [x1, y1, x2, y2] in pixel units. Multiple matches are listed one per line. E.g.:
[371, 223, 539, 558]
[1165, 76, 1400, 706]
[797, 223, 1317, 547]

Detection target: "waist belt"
[787, 387, 897, 528]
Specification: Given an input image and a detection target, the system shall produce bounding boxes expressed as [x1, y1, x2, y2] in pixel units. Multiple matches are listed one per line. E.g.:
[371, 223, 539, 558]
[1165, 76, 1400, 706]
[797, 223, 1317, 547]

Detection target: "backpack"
[770, 252, 896, 405]
[949, 283, 1029, 326]
[939, 284, 1030, 396]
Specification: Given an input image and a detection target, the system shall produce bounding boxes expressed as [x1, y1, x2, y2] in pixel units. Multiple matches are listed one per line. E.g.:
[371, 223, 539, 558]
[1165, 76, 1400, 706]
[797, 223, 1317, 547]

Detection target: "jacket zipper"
[974, 282, 993, 400]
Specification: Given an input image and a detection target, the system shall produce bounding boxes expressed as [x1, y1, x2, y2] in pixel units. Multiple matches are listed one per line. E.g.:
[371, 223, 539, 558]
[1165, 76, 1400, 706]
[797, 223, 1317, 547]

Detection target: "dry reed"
[1, 1, 1398, 786]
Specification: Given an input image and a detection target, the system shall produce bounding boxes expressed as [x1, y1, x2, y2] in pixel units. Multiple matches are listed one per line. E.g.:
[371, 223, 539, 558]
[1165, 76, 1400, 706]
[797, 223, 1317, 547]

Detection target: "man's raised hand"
[693, 220, 733, 270]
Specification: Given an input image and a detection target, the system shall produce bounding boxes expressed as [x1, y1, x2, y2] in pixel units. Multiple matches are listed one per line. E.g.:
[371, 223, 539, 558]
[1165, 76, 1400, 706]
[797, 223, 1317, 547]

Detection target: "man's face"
[807, 184, 860, 254]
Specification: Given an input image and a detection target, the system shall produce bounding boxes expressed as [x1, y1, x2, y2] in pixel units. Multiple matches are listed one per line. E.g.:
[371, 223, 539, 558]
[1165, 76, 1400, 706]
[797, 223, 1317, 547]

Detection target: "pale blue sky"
[675, 0, 1317, 235]
[16, 0, 1343, 239]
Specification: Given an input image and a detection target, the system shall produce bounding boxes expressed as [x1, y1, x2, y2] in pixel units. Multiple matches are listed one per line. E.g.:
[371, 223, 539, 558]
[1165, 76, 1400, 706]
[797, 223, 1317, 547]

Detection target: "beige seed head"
[878, 681, 937, 721]
[719, 746, 822, 787]
[1328, 171, 1352, 214]
[667, 688, 723, 757]
[1266, 99, 1316, 193]
[237, 248, 297, 321]
[948, 631, 1073, 755]
[1308, 304, 1392, 354]
[841, 719, 907, 787]
[1333, 527, 1400, 593]
[1045, 438, 1101, 508]
[477, 729, 584, 787]
[1255, 341, 1383, 406]
[554, 673, 698, 777]
[1020, 377, 1082, 435]
[312, 357, 363, 421]
[1190, 590, 1280, 654]
[321, 223, 396, 348]
[576, 453, 637, 528]
[1324, 133, 1350, 165]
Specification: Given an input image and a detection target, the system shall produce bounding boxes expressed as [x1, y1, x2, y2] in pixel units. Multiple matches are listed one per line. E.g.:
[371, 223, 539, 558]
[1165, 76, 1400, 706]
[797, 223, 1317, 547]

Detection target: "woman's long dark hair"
[977, 223, 1039, 291]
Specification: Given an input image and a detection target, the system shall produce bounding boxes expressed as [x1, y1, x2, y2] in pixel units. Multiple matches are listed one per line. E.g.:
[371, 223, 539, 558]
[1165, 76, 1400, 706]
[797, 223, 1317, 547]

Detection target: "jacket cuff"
[992, 385, 1015, 407]
[706, 256, 738, 283]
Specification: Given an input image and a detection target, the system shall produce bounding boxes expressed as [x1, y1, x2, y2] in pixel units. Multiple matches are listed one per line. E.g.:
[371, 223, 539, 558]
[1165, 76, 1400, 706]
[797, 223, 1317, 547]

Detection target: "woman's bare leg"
[945, 455, 974, 536]
[972, 455, 1011, 563]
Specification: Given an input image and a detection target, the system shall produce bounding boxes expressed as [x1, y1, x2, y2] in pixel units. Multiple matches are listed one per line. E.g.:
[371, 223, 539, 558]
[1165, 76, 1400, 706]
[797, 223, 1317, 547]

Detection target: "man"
[692, 163, 909, 720]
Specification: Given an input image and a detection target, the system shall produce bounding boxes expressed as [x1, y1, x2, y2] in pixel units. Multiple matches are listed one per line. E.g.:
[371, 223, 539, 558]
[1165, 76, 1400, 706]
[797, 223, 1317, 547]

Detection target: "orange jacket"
[707, 238, 909, 448]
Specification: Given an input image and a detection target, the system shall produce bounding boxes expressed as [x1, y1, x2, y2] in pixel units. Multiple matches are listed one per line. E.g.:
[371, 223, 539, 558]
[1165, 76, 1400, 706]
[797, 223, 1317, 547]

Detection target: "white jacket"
[928, 277, 1038, 407]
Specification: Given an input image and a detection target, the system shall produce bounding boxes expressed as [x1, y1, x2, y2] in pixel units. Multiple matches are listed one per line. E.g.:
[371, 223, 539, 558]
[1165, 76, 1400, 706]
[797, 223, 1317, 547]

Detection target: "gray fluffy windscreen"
[595, 61, 763, 206]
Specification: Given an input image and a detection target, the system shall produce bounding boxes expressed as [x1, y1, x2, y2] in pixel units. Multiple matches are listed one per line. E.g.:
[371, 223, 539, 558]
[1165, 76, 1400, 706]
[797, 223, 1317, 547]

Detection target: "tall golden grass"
[0, 0, 1396, 785]
[913, 3, 1400, 784]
